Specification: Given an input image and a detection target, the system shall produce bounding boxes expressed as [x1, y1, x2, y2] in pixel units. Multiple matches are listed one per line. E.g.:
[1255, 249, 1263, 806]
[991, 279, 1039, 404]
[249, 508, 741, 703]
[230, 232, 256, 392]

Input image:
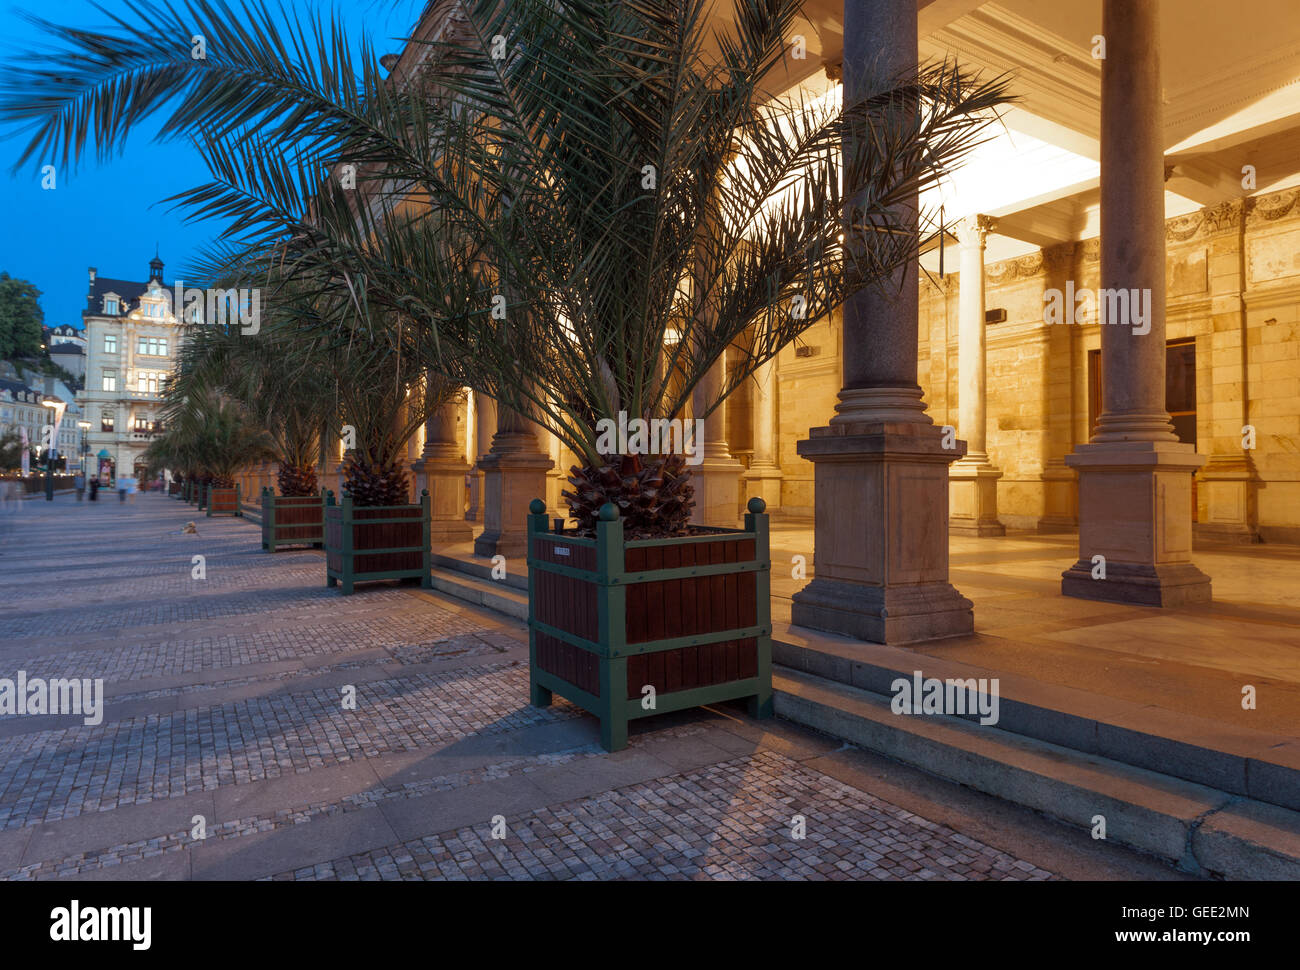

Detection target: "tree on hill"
[0, 273, 44, 360]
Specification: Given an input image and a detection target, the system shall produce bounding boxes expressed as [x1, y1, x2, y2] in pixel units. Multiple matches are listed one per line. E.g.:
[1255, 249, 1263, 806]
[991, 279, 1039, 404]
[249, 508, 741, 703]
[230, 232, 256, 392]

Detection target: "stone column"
[949, 215, 1005, 535]
[1062, 0, 1211, 605]
[689, 349, 744, 527]
[741, 354, 783, 510]
[474, 394, 553, 558]
[412, 389, 472, 544]
[790, 0, 973, 643]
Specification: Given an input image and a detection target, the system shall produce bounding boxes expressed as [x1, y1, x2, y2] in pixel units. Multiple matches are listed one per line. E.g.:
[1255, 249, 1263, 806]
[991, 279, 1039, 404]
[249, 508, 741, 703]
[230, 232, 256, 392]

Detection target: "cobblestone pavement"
[0, 494, 1075, 881]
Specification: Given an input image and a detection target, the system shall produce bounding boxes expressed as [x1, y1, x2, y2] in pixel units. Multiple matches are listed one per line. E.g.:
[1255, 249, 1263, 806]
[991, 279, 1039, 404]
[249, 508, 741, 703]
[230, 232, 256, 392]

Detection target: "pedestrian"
[118, 476, 127, 503]
[88, 477, 99, 501]
[74, 472, 85, 502]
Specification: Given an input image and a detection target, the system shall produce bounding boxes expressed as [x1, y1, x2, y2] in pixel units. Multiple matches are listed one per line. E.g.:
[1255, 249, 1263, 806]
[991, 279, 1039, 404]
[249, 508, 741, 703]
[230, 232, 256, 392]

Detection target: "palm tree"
[0, 0, 1012, 532]
[146, 389, 275, 488]
[168, 315, 331, 496]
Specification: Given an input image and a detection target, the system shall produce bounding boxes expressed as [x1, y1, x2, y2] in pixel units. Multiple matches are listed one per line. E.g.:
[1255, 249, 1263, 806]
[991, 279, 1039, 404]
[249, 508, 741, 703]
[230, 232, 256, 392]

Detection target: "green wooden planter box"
[207, 485, 242, 517]
[168, 481, 181, 497]
[526, 496, 773, 752]
[325, 490, 432, 594]
[198, 482, 210, 510]
[261, 488, 326, 551]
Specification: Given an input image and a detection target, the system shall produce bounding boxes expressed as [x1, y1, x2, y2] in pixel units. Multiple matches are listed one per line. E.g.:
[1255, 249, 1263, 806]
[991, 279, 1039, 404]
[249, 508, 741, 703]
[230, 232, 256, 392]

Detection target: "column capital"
[956, 214, 997, 250]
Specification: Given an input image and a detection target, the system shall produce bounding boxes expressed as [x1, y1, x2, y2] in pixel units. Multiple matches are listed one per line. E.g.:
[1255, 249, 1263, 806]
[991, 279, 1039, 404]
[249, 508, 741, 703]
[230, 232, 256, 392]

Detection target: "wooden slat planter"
[196, 483, 209, 510]
[261, 488, 326, 551]
[324, 490, 432, 594]
[527, 496, 773, 752]
[168, 481, 181, 497]
[206, 485, 241, 517]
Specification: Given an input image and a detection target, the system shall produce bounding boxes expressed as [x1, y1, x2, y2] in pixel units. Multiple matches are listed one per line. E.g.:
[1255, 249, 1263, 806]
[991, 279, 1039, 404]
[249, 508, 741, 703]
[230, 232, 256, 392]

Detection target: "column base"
[1062, 438, 1211, 606]
[741, 463, 783, 512]
[789, 420, 973, 645]
[1061, 560, 1211, 607]
[948, 459, 1004, 536]
[474, 439, 553, 559]
[792, 578, 974, 644]
[690, 454, 744, 528]
[413, 456, 472, 545]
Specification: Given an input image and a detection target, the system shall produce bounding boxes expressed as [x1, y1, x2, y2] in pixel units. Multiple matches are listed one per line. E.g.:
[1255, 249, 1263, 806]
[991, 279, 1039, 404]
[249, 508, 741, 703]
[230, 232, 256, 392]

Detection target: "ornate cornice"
[985, 251, 1044, 283]
[1166, 200, 1244, 243]
[1246, 188, 1300, 227]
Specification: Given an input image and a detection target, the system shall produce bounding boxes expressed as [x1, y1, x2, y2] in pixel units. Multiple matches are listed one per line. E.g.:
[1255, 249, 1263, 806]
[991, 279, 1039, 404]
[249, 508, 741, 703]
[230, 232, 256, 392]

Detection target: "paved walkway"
[0, 494, 1182, 880]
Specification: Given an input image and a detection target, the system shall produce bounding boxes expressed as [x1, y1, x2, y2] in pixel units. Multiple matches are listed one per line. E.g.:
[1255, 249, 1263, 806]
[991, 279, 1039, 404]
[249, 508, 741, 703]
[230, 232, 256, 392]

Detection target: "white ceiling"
[745, 0, 1300, 264]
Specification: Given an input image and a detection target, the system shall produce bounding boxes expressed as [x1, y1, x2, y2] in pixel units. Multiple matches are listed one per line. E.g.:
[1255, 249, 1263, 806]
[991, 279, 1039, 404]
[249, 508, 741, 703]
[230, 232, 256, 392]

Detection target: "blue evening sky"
[0, 0, 424, 331]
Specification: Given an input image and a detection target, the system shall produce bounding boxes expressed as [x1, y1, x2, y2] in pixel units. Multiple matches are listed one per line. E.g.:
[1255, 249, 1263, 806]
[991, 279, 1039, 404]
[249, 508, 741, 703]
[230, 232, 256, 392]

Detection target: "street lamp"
[41, 397, 67, 502]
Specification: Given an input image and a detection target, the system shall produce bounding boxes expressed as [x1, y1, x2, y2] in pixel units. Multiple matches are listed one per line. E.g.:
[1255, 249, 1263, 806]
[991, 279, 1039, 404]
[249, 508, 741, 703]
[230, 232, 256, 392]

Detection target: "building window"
[104, 333, 118, 354]
[104, 297, 119, 315]
[102, 369, 117, 392]
[101, 412, 115, 432]
[137, 336, 169, 356]
[138, 371, 163, 394]
[1166, 340, 1197, 446]
[1089, 342, 1197, 446]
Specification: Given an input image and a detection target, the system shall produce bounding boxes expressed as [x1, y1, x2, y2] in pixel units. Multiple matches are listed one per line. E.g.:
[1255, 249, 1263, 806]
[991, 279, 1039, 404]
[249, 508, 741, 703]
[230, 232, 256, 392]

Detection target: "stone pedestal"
[948, 461, 1004, 536]
[1196, 456, 1261, 543]
[1062, 441, 1211, 605]
[474, 401, 553, 559]
[792, 418, 974, 643]
[413, 400, 471, 544]
[689, 352, 743, 528]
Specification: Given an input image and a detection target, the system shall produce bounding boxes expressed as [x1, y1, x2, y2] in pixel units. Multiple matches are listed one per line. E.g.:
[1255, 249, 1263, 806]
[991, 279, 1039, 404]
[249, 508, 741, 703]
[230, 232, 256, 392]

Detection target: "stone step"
[773, 627, 1300, 813]
[431, 550, 530, 593]
[427, 565, 529, 621]
[774, 667, 1300, 879]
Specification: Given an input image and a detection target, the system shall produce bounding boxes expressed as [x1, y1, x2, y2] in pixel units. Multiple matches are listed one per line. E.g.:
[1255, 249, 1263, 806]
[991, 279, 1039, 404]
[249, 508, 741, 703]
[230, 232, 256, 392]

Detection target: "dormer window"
[104, 297, 119, 315]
